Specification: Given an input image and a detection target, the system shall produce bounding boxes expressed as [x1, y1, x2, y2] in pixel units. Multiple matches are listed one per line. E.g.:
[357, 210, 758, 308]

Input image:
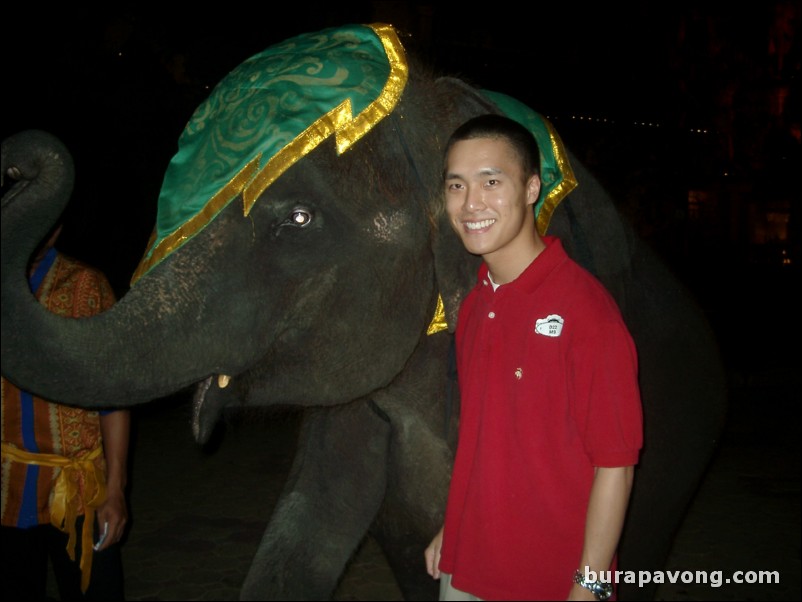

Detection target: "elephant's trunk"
[1, 130, 242, 406]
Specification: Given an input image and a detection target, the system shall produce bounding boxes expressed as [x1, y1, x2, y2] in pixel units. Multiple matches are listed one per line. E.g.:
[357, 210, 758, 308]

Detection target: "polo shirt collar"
[478, 236, 566, 296]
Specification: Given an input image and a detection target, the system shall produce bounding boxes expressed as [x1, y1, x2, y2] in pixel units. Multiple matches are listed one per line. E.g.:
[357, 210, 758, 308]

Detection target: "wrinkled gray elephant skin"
[2, 39, 726, 602]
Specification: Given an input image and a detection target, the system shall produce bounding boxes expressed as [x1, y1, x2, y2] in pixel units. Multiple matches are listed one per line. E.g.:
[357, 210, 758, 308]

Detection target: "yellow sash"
[2, 443, 106, 592]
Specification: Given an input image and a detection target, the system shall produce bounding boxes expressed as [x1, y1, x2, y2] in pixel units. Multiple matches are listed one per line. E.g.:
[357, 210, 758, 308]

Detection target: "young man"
[425, 115, 643, 600]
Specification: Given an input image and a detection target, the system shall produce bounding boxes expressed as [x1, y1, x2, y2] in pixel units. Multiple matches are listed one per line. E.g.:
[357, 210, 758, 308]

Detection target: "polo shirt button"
[488, 312, 496, 319]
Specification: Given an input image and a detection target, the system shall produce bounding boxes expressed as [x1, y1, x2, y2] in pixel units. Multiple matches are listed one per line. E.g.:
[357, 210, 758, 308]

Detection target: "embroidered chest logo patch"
[535, 314, 564, 337]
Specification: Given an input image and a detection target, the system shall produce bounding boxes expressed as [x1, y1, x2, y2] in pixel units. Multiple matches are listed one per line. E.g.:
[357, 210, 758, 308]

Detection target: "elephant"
[1, 24, 727, 601]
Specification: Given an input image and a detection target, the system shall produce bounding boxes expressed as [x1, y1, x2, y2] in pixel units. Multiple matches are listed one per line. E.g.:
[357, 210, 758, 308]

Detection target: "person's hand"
[94, 488, 128, 552]
[424, 526, 444, 579]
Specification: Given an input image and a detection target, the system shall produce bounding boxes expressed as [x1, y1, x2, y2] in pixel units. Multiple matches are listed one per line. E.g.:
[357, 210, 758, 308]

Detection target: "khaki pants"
[440, 573, 483, 601]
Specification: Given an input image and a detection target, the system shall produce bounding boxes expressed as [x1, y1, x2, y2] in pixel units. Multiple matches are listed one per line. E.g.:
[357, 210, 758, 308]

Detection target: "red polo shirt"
[439, 236, 643, 601]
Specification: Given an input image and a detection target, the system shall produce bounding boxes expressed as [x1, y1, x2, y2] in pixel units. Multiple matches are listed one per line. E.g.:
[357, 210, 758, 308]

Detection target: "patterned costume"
[1, 247, 119, 595]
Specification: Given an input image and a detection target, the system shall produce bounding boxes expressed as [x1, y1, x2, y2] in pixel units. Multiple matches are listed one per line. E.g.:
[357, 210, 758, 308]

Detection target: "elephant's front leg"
[240, 400, 391, 601]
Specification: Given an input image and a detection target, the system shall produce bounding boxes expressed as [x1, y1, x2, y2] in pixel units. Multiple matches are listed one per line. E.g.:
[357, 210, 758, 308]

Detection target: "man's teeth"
[465, 219, 495, 230]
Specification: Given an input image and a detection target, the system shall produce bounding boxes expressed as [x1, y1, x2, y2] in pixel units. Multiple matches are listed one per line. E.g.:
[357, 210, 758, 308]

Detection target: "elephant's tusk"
[217, 374, 231, 389]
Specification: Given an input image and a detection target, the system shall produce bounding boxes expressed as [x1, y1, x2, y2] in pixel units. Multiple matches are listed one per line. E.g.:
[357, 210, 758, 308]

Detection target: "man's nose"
[464, 188, 486, 211]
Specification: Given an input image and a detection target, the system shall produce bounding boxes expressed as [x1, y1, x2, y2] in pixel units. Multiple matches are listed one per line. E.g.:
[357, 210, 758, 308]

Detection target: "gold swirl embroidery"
[241, 23, 408, 214]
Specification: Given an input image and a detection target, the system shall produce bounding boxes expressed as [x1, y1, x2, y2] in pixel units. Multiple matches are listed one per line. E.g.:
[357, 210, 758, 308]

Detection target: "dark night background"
[2, 3, 800, 599]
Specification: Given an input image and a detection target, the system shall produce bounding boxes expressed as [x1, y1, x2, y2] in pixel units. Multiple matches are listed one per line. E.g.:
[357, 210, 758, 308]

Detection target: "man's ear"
[527, 174, 542, 208]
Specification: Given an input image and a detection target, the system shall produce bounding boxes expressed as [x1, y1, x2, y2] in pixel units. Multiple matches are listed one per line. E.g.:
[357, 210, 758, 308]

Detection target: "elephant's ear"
[427, 77, 498, 333]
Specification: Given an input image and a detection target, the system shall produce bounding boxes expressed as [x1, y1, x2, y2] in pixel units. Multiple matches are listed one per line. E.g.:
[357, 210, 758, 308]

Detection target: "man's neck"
[485, 236, 546, 285]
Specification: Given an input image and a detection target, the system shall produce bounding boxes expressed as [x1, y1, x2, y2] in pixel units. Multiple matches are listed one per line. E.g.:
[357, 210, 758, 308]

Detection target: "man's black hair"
[444, 114, 541, 179]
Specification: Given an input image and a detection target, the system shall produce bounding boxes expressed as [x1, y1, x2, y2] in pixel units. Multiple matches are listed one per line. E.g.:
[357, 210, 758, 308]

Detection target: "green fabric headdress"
[132, 23, 407, 283]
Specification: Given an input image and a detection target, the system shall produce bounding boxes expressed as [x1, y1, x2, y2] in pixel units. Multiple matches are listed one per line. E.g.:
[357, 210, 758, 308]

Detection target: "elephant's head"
[2, 24, 527, 439]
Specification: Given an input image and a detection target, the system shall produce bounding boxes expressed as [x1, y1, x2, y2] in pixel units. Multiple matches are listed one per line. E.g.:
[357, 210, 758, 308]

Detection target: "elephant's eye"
[281, 208, 313, 228]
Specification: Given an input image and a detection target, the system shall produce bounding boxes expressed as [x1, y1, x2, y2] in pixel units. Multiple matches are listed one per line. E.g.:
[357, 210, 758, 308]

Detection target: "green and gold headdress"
[132, 23, 407, 283]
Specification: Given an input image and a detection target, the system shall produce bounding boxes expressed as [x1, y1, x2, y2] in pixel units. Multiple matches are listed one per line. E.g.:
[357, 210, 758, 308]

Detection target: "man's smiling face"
[444, 136, 540, 263]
